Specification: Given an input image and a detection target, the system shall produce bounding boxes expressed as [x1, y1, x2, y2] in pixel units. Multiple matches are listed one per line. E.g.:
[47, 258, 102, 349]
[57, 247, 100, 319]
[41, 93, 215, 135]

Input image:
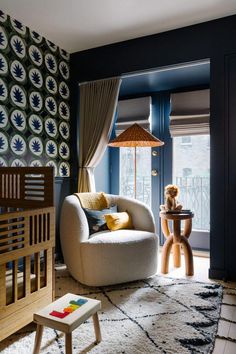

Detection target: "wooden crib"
[0, 167, 55, 341]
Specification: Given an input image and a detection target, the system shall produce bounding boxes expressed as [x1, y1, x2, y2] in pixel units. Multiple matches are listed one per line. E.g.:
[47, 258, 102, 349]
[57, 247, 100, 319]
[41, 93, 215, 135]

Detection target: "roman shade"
[169, 89, 210, 137]
[116, 96, 151, 136]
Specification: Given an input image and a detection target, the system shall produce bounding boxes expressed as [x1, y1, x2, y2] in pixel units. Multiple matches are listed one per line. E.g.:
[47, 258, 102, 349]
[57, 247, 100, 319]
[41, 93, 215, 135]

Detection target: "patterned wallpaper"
[0, 10, 70, 177]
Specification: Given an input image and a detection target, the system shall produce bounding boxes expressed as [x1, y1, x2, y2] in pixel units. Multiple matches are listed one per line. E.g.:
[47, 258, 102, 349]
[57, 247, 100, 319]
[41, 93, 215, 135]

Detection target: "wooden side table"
[33, 293, 101, 354]
[159, 211, 194, 276]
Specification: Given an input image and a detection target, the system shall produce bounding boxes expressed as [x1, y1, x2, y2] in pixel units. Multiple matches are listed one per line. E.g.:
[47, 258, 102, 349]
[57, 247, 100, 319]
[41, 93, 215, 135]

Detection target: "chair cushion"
[104, 211, 133, 231]
[80, 229, 159, 286]
[83, 205, 117, 235]
[85, 229, 155, 244]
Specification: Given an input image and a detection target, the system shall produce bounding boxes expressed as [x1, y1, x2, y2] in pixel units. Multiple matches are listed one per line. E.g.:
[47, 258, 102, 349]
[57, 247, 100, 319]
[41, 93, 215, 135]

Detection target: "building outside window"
[173, 134, 210, 231]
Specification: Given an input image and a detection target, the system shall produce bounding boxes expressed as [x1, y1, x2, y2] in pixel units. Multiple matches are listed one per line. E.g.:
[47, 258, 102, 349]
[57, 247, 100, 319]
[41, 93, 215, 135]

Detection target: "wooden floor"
[157, 252, 236, 354]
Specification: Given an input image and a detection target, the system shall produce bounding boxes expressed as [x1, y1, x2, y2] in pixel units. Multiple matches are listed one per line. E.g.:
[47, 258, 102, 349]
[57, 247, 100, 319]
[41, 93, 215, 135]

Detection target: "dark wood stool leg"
[33, 324, 44, 354]
[161, 236, 173, 274]
[183, 218, 192, 238]
[93, 312, 102, 343]
[65, 332, 72, 354]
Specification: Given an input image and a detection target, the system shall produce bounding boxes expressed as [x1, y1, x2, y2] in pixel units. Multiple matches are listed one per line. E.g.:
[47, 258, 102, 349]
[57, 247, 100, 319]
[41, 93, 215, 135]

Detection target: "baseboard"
[192, 250, 210, 258]
[208, 268, 228, 281]
[158, 246, 209, 258]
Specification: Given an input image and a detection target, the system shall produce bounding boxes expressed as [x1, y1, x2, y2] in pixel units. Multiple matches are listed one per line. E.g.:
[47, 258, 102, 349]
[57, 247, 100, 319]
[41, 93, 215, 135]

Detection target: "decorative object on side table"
[160, 184, 194, 276]
[160, 184, 183, 212]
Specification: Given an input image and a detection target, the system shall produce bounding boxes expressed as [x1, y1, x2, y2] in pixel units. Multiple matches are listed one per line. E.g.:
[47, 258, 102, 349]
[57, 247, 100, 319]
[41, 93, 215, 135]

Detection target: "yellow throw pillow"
[74, 192, 109, 210]
[104, 212, 133, 231]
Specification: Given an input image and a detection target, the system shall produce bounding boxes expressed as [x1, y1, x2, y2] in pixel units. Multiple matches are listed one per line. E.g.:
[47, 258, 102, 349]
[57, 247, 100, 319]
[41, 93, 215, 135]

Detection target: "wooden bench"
[33, 293, 102, 354]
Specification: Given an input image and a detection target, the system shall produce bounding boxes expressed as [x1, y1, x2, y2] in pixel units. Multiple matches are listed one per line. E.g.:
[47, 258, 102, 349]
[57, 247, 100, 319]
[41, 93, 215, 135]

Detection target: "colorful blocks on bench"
[49, 310, 69, 319]
[70, 299, 88, 306]
[69, 304, 79, 310]
[49, 298, 88, 318]
[63, 307, 74, 313]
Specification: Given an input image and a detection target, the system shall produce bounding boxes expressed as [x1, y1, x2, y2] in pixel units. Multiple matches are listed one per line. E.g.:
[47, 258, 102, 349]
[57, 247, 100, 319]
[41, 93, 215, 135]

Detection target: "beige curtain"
[78, 78, 121, 192]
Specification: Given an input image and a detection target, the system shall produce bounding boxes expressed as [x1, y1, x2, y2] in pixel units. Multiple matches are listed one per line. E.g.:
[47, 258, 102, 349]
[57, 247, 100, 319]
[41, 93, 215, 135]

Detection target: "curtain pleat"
[78, 78, 121, 192]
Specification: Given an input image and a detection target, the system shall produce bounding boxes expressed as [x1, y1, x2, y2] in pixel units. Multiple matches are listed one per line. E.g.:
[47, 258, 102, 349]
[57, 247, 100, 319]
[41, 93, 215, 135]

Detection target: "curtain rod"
[78, 59, 210, 86]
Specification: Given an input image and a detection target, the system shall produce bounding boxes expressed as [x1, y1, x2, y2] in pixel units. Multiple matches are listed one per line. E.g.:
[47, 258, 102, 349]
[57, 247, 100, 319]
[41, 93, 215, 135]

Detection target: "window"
[119, 147, 151, 206]
[173, 134, 210, 231]
[181, 136, 192, 145]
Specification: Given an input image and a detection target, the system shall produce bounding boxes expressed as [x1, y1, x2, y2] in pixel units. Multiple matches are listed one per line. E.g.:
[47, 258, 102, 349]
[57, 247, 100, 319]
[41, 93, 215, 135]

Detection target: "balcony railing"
[121, 175, 210, 231]
[120, 176, 151, 206]
[175, 176, 210, 231]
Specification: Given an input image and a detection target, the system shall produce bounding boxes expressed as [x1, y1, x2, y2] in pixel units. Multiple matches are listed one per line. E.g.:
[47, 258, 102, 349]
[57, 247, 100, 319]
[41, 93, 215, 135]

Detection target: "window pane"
[173, 135, 210, 231]
[120, 147, 151, 206]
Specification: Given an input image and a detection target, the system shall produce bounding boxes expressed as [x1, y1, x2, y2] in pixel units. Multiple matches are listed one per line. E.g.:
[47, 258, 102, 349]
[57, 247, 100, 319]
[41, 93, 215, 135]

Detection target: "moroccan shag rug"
[0, 266, 223, 354]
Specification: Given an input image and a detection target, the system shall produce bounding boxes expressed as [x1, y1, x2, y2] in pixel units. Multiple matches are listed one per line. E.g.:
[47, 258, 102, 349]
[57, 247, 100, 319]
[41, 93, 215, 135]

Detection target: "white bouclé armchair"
[60, 194, 159, 286]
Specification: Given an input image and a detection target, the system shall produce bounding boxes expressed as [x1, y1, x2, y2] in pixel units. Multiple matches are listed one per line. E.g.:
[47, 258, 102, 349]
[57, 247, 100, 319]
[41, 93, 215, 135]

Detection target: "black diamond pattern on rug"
[0, 267, 223, 354]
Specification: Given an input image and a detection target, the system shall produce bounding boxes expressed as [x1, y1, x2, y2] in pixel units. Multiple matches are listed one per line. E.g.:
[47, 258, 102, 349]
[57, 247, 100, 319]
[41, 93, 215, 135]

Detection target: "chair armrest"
[60, 195, 89, 244]
[107, 195, 156, 233]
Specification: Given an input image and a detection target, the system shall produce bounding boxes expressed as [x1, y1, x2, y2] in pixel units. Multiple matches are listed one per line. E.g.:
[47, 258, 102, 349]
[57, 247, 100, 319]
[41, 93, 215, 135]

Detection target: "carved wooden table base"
[160, 211, 194, 276]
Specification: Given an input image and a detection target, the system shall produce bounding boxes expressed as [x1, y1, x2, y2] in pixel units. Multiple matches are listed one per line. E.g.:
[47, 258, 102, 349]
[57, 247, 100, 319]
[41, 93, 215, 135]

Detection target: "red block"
[50, 310, 69, 319]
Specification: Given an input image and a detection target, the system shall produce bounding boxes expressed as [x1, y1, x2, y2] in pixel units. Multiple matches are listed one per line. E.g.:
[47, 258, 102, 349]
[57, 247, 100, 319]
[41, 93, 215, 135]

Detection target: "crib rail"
[0, 206, 55, 339]
[0, 167, 54, 208]
[0, 248, 54, 340]
[0, 206, 55, 265]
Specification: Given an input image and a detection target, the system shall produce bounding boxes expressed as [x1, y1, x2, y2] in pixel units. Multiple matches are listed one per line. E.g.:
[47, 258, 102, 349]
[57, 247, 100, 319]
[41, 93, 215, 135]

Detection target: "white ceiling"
[1, 0, 236, 53]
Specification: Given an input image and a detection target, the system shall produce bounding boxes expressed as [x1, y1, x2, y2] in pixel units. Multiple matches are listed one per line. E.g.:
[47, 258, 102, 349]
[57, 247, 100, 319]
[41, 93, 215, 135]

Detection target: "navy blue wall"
[70, 15, 236, 280]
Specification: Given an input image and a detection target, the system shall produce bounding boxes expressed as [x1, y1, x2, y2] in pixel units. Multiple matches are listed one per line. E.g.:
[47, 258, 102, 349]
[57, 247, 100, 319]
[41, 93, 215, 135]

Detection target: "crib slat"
[13, 174, 16, 199]
[30, 215, 33, 245]
[24, 256, 31, 296]
[0, 240, 25, 252]
[44, 249, 48, 286]
[0, 174, 3, 198]
[5, 174, 8, 199]
[13, 260, 18, 302]
[34, 215, 38, 244]
[46, 248, 54, 297]
[0, 264, 6, 306]
[43, 214, 46, 242]
[35, 253, 40, 291]
[38, 214, 42, 243]
[0, 228, 25, 238]
[47, 213, 50, 241]
[0, 220, 25, 228]
[1, 217, 25, 228]
[0, 239, 54, 265]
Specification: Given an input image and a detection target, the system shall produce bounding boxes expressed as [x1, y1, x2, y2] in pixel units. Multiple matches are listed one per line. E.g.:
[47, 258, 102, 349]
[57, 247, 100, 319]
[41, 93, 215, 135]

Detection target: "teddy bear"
[160, 184, 183, 212]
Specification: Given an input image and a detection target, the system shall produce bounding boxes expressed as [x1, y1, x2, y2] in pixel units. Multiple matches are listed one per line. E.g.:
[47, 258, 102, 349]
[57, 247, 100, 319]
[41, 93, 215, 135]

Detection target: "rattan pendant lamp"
[108, 123, 164, 198]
